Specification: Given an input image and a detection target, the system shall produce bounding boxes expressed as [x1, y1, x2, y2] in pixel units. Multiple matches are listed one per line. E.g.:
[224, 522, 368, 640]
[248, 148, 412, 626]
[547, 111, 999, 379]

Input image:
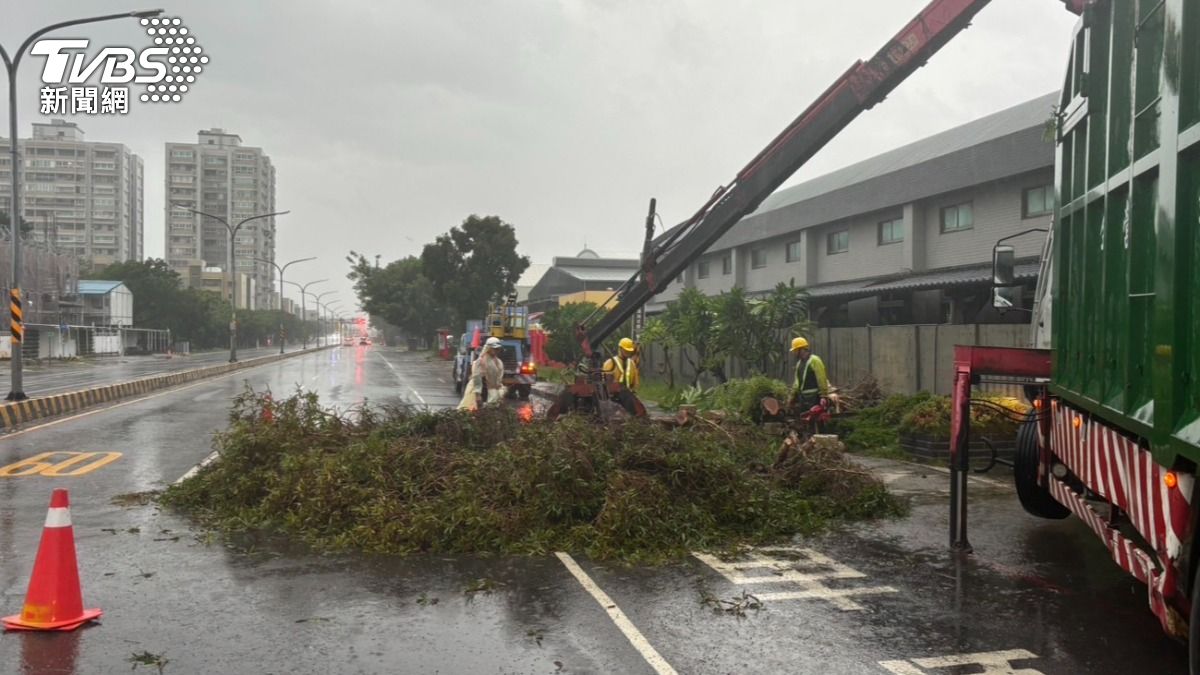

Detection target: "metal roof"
[656, 92, 1059, 252]
[78, 280, 126, 295]
[557, 266, 638, 282]
[806, 261, 1040, 301]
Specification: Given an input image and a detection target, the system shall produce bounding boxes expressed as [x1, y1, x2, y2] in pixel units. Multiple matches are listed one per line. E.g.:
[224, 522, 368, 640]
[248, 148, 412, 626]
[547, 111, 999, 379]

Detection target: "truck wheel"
[1014, 412, 1070, 520]
[454, 375, 463, 395]
[518, 385, 531, 401]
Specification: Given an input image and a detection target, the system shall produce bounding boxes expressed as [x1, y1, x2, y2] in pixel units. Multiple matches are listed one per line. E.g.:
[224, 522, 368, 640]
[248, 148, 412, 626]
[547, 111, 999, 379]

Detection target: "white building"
[165, 129, 277, 310]
[0, 119, 144, 268]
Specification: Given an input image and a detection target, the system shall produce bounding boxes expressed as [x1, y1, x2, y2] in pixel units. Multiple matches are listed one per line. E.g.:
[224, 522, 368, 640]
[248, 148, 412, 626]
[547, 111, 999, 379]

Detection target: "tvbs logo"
[34, 17, 207, 115]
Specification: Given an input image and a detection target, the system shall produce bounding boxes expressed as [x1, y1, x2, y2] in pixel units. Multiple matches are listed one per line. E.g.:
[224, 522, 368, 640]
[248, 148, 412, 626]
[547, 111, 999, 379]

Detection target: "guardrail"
[0, 346, 331, 429]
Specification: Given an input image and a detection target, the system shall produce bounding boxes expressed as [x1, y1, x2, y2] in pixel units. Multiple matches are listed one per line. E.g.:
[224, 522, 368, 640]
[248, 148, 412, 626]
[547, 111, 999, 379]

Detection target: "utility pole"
[172, 204, 288, 362]
[2, 8, 163, 400]
[255, 255, 314, 354]
[283, 279, 326, 349]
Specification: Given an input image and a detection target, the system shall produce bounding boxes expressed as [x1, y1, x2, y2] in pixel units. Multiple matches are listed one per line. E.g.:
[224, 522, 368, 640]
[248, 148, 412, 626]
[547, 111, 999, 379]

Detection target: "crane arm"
[578, 0, 1087, 357]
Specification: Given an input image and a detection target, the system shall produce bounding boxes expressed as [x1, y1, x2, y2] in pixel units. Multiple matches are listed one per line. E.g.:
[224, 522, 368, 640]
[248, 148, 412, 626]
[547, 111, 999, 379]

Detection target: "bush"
[163, 389, 906, 564]
[897, 394, 1029, 440]
[831, 392, 934, 455]
[708, 376, 791, 423]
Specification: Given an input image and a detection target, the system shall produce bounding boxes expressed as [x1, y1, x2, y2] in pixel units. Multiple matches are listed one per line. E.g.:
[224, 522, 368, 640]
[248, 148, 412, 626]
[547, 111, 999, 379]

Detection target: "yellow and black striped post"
[9, 288, 22, 344]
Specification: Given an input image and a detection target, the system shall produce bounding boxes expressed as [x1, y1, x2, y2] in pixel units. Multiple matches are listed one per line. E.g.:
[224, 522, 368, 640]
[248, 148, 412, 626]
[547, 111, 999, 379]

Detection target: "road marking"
[694, 547, 896, 611]
[879, 649, 1041, 674]
[175, 449, 220, 484]
[373, 352, 428, 406]
[0, 451, 122, 477]
[555, 552, 678, 675]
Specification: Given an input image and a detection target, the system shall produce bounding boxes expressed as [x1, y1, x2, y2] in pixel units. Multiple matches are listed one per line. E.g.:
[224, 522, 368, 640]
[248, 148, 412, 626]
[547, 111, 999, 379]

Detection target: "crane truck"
[548, 0, 1088, 422]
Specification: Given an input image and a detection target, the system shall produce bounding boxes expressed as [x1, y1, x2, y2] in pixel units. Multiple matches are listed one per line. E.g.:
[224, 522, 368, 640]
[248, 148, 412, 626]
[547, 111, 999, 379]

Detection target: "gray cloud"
[3, 0, 1078, 313]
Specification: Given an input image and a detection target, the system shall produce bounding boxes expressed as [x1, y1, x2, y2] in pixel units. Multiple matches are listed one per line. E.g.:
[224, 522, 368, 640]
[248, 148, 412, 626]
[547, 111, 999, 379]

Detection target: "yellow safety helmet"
[790, 337, 810, 352]
[618, 337, 636, 352]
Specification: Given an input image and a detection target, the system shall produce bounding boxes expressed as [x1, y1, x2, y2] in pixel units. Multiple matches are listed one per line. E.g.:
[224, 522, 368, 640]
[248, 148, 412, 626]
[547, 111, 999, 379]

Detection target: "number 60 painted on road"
[0, 451, 122, 477]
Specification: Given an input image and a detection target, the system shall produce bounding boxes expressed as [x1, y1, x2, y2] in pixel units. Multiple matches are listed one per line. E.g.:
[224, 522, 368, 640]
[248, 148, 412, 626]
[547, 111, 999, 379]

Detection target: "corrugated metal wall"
[642, 323, 1031, 396]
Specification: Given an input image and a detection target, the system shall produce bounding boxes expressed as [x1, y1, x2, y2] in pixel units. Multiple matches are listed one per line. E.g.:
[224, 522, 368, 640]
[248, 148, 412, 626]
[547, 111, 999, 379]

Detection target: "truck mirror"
[993, 244, 1016, 286]
[993, 285, 1020, 311]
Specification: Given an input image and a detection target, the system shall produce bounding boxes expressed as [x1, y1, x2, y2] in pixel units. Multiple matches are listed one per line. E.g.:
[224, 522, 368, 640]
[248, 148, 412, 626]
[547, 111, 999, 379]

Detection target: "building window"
[941, 202, 973, 232]
[827, 230, 849, 254]
[721, 253, 732, 275]
[170, 150, 194, 159]
[697, 259, 710, 279]
[1023, 185, 1053, 218]
[751, 248, 767, 269]
[878, 218, 904, 245]
[786, 240, 803, 262]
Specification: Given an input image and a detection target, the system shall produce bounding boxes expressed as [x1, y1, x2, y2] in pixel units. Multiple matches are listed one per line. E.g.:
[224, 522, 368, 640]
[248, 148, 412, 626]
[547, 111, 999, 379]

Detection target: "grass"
[162, 389, 906, 564]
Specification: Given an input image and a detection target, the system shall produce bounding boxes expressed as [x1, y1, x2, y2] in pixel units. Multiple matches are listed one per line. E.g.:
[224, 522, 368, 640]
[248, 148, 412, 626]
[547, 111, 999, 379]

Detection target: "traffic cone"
[2, 489, 102, 631]
[262, 393, 275, 423]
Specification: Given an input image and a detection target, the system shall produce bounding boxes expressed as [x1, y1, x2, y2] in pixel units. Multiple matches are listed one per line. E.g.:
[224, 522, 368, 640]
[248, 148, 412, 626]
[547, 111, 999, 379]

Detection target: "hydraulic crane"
[547, 0, 1087, 420]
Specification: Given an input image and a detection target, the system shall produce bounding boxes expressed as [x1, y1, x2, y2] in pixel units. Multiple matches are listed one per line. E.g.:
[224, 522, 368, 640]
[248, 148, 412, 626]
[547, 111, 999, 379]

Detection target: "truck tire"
[518, 385, 531, 401]
[454, 374, 463, 395]
[1014, 413, 1070, 520]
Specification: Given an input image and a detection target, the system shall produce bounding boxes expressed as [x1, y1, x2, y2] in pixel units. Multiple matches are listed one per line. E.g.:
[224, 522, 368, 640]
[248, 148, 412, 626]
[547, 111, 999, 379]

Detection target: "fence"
[0, 324, 173, 360]
[640, 323, 1033, 397]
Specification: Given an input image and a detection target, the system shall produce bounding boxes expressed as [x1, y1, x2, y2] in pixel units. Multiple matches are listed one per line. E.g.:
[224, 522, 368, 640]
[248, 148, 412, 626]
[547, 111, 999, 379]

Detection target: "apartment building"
[647, 92, 1059, 326]
[165, 129, 277, 310]
[0, 119, 144, 269]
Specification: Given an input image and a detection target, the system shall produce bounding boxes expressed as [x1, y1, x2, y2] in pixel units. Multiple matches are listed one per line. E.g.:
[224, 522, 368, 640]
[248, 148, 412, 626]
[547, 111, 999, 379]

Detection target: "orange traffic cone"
[2, 489, 102, 631]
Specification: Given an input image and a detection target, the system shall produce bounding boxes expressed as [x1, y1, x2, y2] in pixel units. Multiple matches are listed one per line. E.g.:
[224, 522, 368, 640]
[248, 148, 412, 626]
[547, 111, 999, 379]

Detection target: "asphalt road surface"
[0, 347, 1187, 674]
[0, 346, 293, 399]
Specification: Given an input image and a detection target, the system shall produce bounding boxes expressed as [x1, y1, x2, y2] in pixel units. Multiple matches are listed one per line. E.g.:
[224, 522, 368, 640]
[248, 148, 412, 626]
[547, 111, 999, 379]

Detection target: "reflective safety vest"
[793, 354, 829, 399]
[603, 354, 639, 391]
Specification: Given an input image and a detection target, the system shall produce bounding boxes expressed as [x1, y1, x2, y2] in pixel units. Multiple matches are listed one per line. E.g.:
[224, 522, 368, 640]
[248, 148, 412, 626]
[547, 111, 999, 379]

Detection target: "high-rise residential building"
[0, 119, 144, 269]
[165, 128, 277, 310]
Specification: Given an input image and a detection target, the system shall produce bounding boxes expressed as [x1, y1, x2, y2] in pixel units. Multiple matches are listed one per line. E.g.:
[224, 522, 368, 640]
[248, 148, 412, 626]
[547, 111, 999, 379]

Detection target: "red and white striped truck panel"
[1046, 400, 1195, 635]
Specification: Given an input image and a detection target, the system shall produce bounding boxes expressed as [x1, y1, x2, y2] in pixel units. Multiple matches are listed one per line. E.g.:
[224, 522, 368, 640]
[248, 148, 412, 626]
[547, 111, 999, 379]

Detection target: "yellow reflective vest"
[603, 354, 640, 391]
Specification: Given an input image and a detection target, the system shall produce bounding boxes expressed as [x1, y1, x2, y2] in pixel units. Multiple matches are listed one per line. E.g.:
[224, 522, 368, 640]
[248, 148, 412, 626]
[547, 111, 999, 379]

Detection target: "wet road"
[0, 346, 294, 399]
[0, 347, 1188, 674]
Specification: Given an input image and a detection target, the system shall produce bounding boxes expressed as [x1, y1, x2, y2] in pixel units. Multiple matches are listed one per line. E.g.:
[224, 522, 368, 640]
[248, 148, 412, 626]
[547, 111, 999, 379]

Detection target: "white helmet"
[485, 337, 502, 349]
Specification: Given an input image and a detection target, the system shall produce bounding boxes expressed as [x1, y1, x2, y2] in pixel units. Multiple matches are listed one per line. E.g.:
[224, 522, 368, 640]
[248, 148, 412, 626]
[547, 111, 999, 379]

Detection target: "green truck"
[952, 1, 1200, 666]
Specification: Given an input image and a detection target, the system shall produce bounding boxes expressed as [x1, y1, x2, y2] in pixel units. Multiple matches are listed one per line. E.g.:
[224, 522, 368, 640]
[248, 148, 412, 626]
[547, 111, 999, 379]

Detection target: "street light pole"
[1, 8, 162, 400]
[322, 301, 343, 345]
[283, 279, 326, 349]
[172, 204, 288, 363]
[254, 255, 315, 354]
[311, 290, 336, 348]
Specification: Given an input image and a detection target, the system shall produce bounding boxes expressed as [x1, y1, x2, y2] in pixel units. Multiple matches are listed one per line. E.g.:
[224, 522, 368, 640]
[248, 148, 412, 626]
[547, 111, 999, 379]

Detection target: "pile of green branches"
[163, 390, 905, 564]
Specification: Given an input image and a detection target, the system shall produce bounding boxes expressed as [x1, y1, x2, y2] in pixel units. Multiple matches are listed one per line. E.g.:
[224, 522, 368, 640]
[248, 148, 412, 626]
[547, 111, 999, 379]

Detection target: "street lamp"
[1, 8, 163, 400]
[283, 279, 326, 349]
[171, 203, 289, 363]
[322, 301, 343, 345]
[311, 290, 336, 347]
[254, 255, 315, 354]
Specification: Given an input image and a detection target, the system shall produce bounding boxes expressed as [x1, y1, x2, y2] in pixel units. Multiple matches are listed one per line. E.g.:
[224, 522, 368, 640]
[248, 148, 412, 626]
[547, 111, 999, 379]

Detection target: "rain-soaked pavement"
[0, 345, 289, 399]
[0, 347, 1189, 674]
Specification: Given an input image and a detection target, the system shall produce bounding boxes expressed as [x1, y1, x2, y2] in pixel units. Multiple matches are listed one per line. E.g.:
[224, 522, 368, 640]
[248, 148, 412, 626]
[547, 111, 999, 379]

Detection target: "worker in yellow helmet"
[787, 336, 829, 412]
[603, 337, 640, 392]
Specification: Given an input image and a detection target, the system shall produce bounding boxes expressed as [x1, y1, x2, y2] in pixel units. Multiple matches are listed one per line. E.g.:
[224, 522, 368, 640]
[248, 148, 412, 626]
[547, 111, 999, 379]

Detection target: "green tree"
[347, 252, 443, 339]
[661, 287, 728, 385]
[748, 282, 811, 377]
[420, 215, 529, 328]
[640, 317, 676, 388]
[94, 259, 182, 329]
[542, 301, 599, 364]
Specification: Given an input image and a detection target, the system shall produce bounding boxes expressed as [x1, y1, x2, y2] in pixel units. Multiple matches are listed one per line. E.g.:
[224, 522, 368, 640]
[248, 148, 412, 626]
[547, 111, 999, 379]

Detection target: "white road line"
[373, 352, 428, 406]
[174, 450, 220, 484]
[554, 552, 677, 675]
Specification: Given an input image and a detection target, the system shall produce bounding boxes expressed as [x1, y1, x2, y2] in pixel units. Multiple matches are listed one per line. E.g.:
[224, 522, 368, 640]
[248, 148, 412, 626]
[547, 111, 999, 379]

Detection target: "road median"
[0, 347, 330, 430]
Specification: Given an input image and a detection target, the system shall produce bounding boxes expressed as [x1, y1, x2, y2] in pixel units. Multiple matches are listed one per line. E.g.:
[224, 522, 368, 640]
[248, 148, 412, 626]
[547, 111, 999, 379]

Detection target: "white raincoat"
[457, 350, 505, 410]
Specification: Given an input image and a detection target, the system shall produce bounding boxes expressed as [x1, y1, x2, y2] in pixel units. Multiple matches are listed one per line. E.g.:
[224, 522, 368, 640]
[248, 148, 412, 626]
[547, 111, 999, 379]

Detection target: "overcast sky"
[4, 1, 1080, 314]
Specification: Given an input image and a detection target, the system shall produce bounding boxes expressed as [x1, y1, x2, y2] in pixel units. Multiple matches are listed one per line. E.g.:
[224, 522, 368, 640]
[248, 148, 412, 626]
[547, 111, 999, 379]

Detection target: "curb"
[0, 347, 331, 430]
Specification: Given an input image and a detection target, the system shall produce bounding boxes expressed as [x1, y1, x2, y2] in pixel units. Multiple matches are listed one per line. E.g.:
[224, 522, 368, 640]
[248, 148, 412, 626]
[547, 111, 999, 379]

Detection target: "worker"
[601, 337, 642, 416]
[602, 337, 640, 392]
[787, 337, 829, 412]
[458, 336, 505, 411]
